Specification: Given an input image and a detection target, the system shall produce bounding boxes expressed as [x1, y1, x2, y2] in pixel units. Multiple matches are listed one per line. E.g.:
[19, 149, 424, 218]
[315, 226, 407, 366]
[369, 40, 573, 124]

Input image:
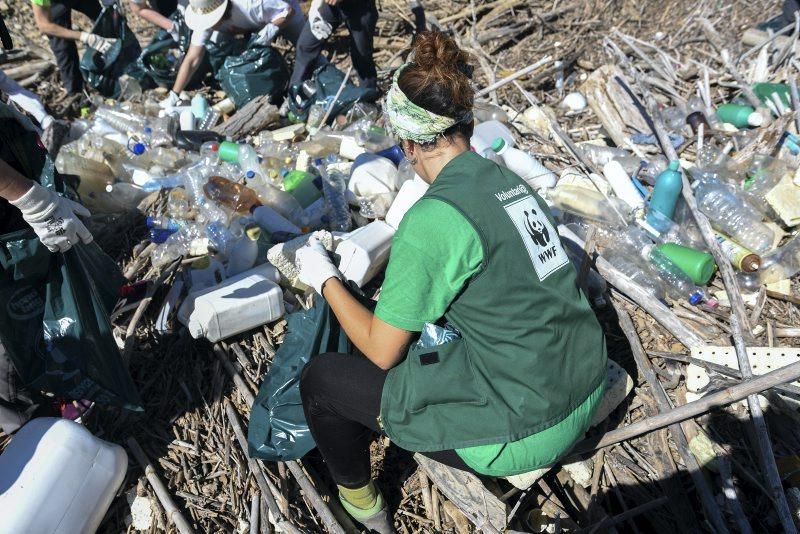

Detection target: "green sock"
[338, 481, 378, 511]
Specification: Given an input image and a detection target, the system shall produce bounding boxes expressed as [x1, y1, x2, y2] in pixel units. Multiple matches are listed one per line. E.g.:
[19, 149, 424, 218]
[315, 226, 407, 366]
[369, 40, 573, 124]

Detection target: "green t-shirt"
[376, 198, 601, 476]
[30, 0, 51, 7]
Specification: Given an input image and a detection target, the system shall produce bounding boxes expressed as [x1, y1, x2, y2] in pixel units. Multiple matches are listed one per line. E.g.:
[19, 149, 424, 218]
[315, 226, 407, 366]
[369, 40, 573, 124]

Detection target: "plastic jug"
[335, 220, 396, 287]
[178, 263, 284, 342]
[386, 176, 429, 230]
[470, 120, 515, 155]
[0, 418, 127, 534]
[601, 160, 644, 212]
[349, 154, 400, 197]
[646, 160, 683, 231]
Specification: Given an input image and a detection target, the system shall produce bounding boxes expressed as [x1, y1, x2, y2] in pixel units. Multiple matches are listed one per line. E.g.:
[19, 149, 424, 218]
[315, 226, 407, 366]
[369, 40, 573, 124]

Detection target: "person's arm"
[130, 1, 175, 31]
[171, 44, 205, 95]
[0, 158, 35, 202]
[323, 278, 413, 370]
[31, 3, 81, 40]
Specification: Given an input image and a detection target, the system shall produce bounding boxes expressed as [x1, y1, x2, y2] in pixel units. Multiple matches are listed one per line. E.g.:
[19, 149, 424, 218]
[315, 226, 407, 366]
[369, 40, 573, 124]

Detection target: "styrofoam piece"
[267, 231, 334, 282]
[0, 418, 127, 534]
[686, 346, 800, 395]
[348, 155, 400, 197]
[178, 263, 284, 342]
[470, 119, 515, 156]
[385, 176, 429, 230]
[505, 359, 632, 490]
[336, 220, 395, 287]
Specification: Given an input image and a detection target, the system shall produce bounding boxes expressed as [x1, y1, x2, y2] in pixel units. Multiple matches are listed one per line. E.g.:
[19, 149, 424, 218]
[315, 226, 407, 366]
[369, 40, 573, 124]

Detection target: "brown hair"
[398, 31, 474, 147]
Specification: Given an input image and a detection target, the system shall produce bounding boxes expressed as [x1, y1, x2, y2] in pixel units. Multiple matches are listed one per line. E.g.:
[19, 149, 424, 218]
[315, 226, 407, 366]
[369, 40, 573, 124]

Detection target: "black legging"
[47, 0, 102, 94]
[300, 352, 476, 489]
[289, 0, 378, 89]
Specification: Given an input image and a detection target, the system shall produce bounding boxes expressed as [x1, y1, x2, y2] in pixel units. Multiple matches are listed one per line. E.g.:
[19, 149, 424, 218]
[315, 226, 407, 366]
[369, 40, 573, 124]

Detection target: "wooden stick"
[285, 461, 346, 534]
[581, 496, 669, 533]
[127, 437, 196, 534]
[730, 315, 797, 534]
[316, 65, 353, 132]
[223, 401, 301, 534]
[475, 56, 552, 98]
[614, 302, 732, 534]
[250, 493, 259, 534]
[568, 360, 800, 457]
[698, 18, 762, 109]
[213, 344, 257, 405]
[419, 470, 434, 521]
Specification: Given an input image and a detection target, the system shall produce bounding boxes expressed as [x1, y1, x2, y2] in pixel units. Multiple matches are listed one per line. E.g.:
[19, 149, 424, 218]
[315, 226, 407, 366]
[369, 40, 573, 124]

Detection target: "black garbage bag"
[247, 299, 349, 461]
[128, 10, 209, 90]
[312, 63, 379, 122]
[80, 4, 142, 98]
[0, 104, 142, 410]
[212, 35, 289, 108]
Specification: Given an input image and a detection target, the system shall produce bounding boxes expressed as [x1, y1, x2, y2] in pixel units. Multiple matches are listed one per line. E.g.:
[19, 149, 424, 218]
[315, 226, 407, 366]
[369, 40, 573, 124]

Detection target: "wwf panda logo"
[523, 209, 549, 247]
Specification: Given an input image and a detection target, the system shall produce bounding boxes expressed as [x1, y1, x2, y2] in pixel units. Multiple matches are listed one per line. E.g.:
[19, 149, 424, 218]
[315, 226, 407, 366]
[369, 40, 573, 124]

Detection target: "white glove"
[80, 32, 117, 54]
[159, 90, 182, 109]
[308, 0, 333, 40]
[10, 183, 93, 253]
[254, 22, 280, 46]
[295, 234, 341, 294]
[168, 22, 181, 43]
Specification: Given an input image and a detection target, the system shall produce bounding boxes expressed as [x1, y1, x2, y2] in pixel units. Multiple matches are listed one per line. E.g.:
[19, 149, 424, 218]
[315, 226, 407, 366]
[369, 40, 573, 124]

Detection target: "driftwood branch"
[213, 96, 280, 138]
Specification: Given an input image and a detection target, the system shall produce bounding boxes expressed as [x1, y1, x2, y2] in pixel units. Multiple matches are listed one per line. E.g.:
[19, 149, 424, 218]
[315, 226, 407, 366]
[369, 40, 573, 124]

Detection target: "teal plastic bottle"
[646, 160, 682, 232]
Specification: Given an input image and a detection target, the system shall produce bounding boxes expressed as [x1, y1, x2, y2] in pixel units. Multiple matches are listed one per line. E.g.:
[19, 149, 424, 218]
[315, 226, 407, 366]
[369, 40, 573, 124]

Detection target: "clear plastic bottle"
[579, 144, 642, 175]
[692, 177, 774, 254]
[151, 223, 206, 268]
[602, 248, 668, 301]
[645, 244, 715, 305]
[226, 224, 261, 276]
[206, 220, 242, 259]
[246, 175, 309, 228]
[358, 192, 395, 219]
[738, 234, 800, 290]
[473, 102, 509, 123]
[167, 187, 193, 219]
[95, 107, 146, 135]
[203, 176, 261, 213]
[316, 159, 352, 232]
[549, 185, 630, 227]
[150, 116, 177, 147]
[238, 144, 262, 179]
[741, 154, 786, 216]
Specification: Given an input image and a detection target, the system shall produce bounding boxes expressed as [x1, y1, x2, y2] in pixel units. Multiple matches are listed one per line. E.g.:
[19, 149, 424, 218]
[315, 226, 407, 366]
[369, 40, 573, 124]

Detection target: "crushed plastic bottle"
[203, 176, 261, 213]
[316, 159, 352, 232]
[692, 176, 774, 254]
[738, 234, 800, 290]
[549, 185, 630, 227]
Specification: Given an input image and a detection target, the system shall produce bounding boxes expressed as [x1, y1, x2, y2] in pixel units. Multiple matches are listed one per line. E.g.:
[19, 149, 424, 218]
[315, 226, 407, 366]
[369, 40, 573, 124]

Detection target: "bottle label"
[715, 234, 749, 268]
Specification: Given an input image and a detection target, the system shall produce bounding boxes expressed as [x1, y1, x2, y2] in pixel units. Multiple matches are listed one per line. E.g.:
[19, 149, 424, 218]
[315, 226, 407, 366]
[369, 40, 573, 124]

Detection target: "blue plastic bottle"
[646, 160, 682, 232]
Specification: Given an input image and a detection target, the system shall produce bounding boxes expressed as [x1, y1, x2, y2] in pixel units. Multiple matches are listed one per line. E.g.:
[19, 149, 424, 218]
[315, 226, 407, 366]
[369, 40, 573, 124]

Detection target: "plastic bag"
[213, 35, 289, 108]
[311, 64, 380, 122]
[0, 104, 142, 410]
[247, 298, 349, 461]
[128, 11, 209, 89]
[79, 5, 142, 98]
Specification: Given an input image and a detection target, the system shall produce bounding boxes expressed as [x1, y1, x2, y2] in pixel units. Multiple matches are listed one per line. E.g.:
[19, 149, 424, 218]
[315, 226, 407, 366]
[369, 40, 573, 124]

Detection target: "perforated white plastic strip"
[686, 346, 800, 394]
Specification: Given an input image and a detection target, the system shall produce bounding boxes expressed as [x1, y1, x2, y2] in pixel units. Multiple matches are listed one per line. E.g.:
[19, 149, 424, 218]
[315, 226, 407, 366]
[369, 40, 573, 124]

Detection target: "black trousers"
[299, 352, 475, 489]
[289, 0, 378, 89]
[48, 0, 102, 94]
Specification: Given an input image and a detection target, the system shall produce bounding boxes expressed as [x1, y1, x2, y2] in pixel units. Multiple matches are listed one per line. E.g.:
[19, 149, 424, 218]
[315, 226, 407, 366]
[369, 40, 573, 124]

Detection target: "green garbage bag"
[0, 104, 142, 410]
[80, 4, 142, 98]
[312, 63, 379, 122]
[128, 11, 209, 90]
[213, 35, 289, 108]
[247, 299, 349, 461]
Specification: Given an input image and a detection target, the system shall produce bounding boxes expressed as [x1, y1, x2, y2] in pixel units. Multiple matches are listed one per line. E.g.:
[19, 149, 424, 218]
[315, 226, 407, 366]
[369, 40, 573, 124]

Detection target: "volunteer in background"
[0, 102, 93, 434]
[288, 0, 378, 117]
[30, 0, 115, 95]
[295, 32, 607, 533]
[160, 0, 304, 108]
[129, 0, 188, 36]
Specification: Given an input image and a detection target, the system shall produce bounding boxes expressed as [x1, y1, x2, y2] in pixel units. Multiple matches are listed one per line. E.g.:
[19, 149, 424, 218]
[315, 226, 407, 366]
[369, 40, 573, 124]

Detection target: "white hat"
[184, 0, 228, 31]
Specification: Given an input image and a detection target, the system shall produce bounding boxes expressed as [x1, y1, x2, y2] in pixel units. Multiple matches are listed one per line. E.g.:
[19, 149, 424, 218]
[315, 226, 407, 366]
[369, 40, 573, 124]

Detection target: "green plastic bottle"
[654, 242, 717, 285]
[716, 104, 764, 128]
[753, 82, 790, 107]
[218, 141, 240, 163]
[283, 170, 322, 208]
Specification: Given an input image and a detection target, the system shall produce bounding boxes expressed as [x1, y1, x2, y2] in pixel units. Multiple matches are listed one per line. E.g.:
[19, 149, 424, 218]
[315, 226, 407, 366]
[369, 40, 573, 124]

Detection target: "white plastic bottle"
[349, 154, 400, 197]
[336, 220, 396, 287]
[252, 204, 302, 235]
[471, 120, 515, 155]
[0, 418, 127, 533]
[178, 263, 284, 342]
[602, 160, 645, 213]
[386, 176, 429, 230]
[491, 138, 558, 190]
[226, 225, 261, 277]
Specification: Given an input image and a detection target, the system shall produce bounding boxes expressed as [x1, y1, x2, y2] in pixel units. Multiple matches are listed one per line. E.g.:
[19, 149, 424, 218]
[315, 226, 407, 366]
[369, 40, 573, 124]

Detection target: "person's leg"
[288, 1, 340, 88]
[47, 0, 84, 95]
[340, 0, 378, 89]
[70, 0, 101, 20]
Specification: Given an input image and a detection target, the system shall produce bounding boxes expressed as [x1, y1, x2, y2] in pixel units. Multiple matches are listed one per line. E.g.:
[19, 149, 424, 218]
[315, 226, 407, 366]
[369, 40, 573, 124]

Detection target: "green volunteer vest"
[380, 151, 607, 452]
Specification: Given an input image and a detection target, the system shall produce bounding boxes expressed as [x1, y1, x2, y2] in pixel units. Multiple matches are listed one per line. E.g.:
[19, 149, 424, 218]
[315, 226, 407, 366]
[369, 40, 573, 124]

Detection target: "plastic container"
[226, 225, 261, 277]
[218, 140, 241, 163]
[473, 102, 509, 123]
[349, 154, 400, 197]
[252, 204, 302, 236]
[178, 263, 284, 342]
[602, 160, 644, 212]
[693, 177, 774, 254]
[716, 104, 764, 128]
[579, 144, 641, 175]
[492, 138, 558, 190]
[284, 170, 322, 208]
[715, 233, 760, 273]
[549, 185, 630, 227]
[317, 160, 352, 232]
[0, 418, 127, 534]
[191, 94, 210, 120]
[654, 242, 717, 285]
[386, 176, 429, 230]
[738, 233, 800, 290]
[186, 255, 226, 291]
[203, 176, 261, 213]
[470, 120, 515, 155]
[376, 144, 405, 166]
[179, 109, 195, 131]
[646, 160, 683, 231]
[335, 220, 396, 287]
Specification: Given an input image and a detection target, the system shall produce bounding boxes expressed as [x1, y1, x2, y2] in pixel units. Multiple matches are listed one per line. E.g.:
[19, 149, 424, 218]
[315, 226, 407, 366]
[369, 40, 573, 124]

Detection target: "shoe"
[757, 15, 793, 33]
[339, 489, 396, 534]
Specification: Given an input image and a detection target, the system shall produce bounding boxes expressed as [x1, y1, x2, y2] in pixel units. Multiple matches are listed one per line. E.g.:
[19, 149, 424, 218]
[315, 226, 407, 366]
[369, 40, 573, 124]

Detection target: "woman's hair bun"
[413, 31, 470, 71]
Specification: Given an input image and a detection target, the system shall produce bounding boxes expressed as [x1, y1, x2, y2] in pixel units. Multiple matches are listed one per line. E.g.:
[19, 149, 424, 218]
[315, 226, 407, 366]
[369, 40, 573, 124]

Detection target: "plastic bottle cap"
[706, 297, 720, 309]
[688, 292, 703, 305]
[131, 142, 146, 155]
[668, 160, 680, 171]
[491, 137, 506, 153]
[245, 225, 261, 241]
[146, 216, 156, 228]
[747, 112, 764, 127]
[143, 127, 152, 135]
[246, 170, 255, 179]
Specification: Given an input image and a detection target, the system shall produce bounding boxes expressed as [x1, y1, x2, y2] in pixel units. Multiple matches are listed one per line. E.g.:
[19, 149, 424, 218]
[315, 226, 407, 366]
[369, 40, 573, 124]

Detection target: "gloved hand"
[168, 22, 181, 43]
[10, 183, 93, 253]
[296, 233, 340, 294]
[159, 90, 182, 109]
[308, 0, 333, 40]
[80, 32, 117, 54]
[254, 22, 280, 46]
